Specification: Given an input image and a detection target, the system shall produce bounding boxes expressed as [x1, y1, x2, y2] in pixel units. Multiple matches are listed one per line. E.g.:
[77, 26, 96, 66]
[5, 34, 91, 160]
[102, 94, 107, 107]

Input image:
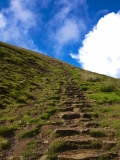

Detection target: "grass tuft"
[0, 126, 16, 137]
[100, 82, 116, 92]
[90, 130, 106, 137]
[19, 128, 39, 138]
[47, 140, 66, 159]
[0, 137, 10, 149]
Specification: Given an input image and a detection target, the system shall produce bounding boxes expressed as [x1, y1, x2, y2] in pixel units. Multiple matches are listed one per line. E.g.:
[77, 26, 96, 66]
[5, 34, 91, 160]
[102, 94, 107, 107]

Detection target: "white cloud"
[49, 0, 87, 57]
[71, 12, 120, 78]
[0, 0, 39, 51]
[10, 0, 36, 27]
[55, 19, 80, 45]
[0, 14, 6, 28]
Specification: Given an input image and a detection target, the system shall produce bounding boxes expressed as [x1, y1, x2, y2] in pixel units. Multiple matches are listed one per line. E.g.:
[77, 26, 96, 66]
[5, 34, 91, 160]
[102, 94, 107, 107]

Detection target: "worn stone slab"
[59, 112, 80, 119]
[39, 155, 47, 160]
[60, 107, 74, 112]
[58, 151, 98, 160]
[58, 151, 118, 160]
[81, 113, 91, 118]
[54, 128, 80, 136]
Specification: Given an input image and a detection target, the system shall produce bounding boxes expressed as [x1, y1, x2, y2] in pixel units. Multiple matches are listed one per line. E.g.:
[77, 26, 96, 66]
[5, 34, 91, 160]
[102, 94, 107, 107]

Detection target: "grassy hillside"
[0, 41, 120, 160]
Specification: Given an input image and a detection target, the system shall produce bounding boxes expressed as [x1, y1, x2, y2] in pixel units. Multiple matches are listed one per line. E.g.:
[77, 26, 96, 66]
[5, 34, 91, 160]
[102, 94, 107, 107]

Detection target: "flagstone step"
[59, 112, 80, 119]
[74, 118, 91, 124]
[63, 101, 81, 105]
[83, 121, 98, 127]
[72, 103, 90, 108]
[80, 113, 92, 118]
[57, 150, 118, 160]
[54, 128, 89, 137]
[62, 118, 91, 126]
[59, 136, 117, 150]
[73, 108, 81, 112]
[60, 107, 74, 112]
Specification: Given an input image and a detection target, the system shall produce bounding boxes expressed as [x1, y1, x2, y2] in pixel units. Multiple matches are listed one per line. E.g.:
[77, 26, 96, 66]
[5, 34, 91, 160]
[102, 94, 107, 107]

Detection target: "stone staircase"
[45, 81, 120, 160]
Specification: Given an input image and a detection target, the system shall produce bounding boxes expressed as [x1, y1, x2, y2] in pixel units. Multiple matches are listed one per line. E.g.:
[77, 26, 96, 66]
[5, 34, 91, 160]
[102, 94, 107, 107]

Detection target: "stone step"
[58, 150, 118, 160]
[39, 155, 47, 160]
[102, 140, 117, 149]
[67, 94, 86, 98]
[61, 136, 99, 150]
[73, 107, 81, 112]
[68, 124, 79, 127]
[66, 90, 83, 93]
[54, 128, 89, 137]
[83, 121, 98, 127]
[60, 107, 74, 112]
[59, 136, 116, 150]
[71, 104, 87, 108]
[59, 112, 80, 119]
[80, 107, 92, 112]
[54, 127, 111, 137]
[68, 95, 86, 100]
[64, 101, 80, 105]
[74, 118, 91, 124]
[63, 101, 89, 104]
[72, 103, 90, 108]
[80, 113, 92, 118]
[62, 118, 91, 126]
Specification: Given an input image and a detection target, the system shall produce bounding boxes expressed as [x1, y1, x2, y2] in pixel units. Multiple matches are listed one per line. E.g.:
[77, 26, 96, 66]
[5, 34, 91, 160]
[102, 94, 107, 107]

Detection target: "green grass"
[0, 126, 16, 137]
[98, 154, 111, 160]
[0, 137, 10, 149]
[47, 107, 59, 114]
[1, 41, 120, 157]
[100, 82, 116, 92]
[40, 113, 50, 120]
[90, 130, 106, 137]
[22, 140, 40, 159]
[18, 128, 39, 138]
[47, 140, 66, 159]
[88, 92, 120, 104]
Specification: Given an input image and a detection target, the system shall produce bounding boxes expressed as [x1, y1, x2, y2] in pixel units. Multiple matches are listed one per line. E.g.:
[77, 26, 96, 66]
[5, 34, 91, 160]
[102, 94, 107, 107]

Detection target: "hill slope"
[0, 41, 120, 160]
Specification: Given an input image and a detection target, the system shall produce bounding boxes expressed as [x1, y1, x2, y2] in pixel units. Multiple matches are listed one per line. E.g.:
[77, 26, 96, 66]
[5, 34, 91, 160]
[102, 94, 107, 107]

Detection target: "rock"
[63, 136, 97, 150]
[58, 150, 98, 160]
[74, 118, 90, 124]
[54, 128, 80, 136]
[43, 140, 49, 144]
[19, 156, 24, 160]
[81, 113, 91, 118]
[68, 124, 78, 127]
[102, 140, 116, 149]
[58, 151, 118, 160]
[84, 122, 98, 127]
[73, 108, 80, 112]
[54, 127, 89, 137]
[39, 155, 47, 160]
[9, 156, 14, 160]
[60, 107, 74, 112]
[59, 112, 80, 119]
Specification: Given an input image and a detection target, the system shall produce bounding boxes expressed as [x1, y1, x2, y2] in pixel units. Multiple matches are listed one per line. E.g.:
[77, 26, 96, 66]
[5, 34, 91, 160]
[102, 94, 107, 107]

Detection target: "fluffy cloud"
[49, 0, 87, 57]
[0, 14, 6, 28]
[71, 12, 120, 78]
[0, 0, 39, 51]
[0, 0, 87, 57]
[55, 19, 80, 45]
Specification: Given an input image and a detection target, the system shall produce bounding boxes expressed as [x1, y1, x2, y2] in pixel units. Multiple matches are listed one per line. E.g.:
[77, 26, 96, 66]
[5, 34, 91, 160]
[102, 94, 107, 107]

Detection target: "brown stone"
[59, 112, 80, 119]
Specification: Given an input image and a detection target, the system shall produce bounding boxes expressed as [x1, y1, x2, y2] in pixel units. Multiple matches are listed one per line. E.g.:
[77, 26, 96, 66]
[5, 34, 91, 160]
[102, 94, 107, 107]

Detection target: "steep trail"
[45, 73, 120, 160]
[0, 42, 120, 160]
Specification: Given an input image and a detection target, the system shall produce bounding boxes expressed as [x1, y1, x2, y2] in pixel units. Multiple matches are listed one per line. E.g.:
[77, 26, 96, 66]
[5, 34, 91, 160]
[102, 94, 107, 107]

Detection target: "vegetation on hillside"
[0, 41, 120, 159]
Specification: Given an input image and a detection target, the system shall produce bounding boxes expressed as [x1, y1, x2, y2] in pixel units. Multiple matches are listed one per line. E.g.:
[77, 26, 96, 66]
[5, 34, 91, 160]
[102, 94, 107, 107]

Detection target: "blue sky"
[0, 0, 120, 78]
